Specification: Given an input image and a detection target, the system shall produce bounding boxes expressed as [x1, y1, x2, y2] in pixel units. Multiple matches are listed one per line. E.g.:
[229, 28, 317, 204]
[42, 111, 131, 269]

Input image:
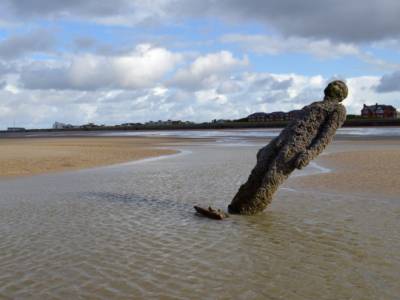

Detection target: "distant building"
[212, 119, 228, 124]
[269, 111, 287, 121]
[361, 103, 397, 119]
[247, 110, 301, 122]
[7, 127, 25, 132]
[248, 112, 269, 122]
[145, 120, 184, 126]
[80, 123, 100, 129]
[53, 122, 74, 129]
[118, 123, 142, 127]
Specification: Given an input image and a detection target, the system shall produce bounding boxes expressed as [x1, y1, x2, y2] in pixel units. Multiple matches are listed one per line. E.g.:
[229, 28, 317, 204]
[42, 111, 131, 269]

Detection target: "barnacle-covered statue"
[228, 80, 348, 215]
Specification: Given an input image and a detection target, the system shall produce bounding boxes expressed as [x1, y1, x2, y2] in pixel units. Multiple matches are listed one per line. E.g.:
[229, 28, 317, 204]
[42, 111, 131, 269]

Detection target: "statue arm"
[295, 106, 346, 169]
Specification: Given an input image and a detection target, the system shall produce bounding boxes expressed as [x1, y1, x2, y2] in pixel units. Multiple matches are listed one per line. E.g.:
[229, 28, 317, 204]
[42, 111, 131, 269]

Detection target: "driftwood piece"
[194, 206, 229, 220]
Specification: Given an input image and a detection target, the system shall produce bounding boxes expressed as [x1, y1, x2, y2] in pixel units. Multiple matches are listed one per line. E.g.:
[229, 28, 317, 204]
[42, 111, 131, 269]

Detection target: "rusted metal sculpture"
[228, 80, 348, 215]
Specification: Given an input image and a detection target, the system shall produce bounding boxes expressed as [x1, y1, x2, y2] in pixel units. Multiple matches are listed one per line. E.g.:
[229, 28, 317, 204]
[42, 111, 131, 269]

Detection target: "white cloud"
[20, 44, 182, 90]
[1, 44, 399, 130]
[195, 89, 228, 104]
[346, 76, 400, 113]
[1, 1, 400, 130]
[1, 72, 399, 130]
[221, 34, 400, 71]
[170, 51, 249, 90]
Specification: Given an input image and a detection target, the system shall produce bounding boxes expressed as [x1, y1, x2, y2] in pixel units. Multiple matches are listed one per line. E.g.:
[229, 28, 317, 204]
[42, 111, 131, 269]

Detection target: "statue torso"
[275, 100, 346, 151]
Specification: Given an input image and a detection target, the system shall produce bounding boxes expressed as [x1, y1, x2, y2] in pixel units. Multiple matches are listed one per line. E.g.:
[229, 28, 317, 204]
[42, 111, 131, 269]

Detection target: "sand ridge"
[0, 136, 184, 178]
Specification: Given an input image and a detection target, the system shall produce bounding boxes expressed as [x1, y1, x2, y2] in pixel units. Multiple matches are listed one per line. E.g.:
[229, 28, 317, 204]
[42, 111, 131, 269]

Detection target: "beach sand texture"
[290, 140, 400, 198]
[0, 137, 178, 177]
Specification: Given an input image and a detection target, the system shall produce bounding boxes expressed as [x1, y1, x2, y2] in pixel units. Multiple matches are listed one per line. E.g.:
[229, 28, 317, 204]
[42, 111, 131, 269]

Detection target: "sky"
[0, 0, 400, 129]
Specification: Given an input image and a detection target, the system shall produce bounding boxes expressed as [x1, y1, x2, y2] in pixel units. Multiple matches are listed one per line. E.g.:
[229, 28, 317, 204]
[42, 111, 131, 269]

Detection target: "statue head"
[324, 80, 348, 102]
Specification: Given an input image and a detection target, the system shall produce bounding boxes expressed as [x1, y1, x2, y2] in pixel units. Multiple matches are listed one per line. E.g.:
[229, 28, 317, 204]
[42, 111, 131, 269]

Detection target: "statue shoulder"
[339, 103, 346, 113]
[300, 100, 324, 112]
[307, 100, 324, 108]
[336, 103, 347, 116]
[331, 103, 347, 126]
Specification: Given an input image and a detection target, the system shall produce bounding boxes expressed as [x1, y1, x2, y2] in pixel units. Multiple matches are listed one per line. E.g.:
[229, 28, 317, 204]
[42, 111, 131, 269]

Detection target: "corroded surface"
[229, 81, 347, 215]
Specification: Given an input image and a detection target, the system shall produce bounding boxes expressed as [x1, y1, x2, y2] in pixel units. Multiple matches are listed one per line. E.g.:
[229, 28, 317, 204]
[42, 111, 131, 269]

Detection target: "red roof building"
[361, 103, 398, 119]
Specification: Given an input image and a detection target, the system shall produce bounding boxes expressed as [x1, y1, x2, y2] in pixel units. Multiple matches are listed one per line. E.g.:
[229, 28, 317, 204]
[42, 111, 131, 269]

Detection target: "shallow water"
[1, 142, 399, 299]
[20, 126, 400, 140]
[97, 127, 400, 139]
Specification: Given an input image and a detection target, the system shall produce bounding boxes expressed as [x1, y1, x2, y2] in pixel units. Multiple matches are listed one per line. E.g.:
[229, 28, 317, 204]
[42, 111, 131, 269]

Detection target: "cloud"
[2, 68, 399, 129]
[0, 61, 15, 75]
[1, 1, 399, 130]
[3, 1, 400, 43]
[357, 52, 400, 71]
[232, 73, 325, 109]
[171, 0, 400, 43]
[221, 34, 359, 59]
[1, 0, 169, 26]
[222, 34, 400, 70]
[375, 71, 400, 93]
[73, 36, 97, 50]
[2, 0, 130, 18]
[20, 44, 182, 90]
[343, 75, 399, 114]
[0, 29, 55, 59]
[170, 51, 249, 90]
[19, 66, 70, 90]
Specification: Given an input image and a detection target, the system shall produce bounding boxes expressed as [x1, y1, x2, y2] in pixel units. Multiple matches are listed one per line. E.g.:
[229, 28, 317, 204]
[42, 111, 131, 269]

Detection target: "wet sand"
[289, 139, 400, 199]
[1, 135, 399, 299]
[0, 137, 182, 178]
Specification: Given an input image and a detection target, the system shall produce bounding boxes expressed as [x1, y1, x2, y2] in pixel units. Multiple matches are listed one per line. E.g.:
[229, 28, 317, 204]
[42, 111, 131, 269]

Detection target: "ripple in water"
[0, 144, 399, 299]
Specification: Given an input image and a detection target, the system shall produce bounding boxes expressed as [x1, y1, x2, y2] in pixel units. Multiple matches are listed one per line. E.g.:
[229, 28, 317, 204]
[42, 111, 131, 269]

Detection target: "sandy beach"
[1, 135, 399, 200]
[2, 134, 399, 198]
[289, 139, 400, 198]
[1, 131, 400, 299]
[0, 136, 182, 178]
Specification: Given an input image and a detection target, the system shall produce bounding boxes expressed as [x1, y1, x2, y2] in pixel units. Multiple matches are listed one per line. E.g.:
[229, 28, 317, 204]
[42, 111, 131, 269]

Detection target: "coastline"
[1, 119, 400, 137]
[0, 136, 185, 178]
[1, 133, 399, 201]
